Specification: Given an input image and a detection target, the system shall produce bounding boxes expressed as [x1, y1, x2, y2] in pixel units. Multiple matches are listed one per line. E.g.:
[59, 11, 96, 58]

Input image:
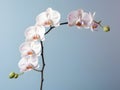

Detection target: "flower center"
[44, 20, 53, 26]
[92, 23, 98, 29]
[27, 51, 34, 55]
[76, 22, 82, 27]
[26, 65, 33, 70]
[33, 34, 40, 40]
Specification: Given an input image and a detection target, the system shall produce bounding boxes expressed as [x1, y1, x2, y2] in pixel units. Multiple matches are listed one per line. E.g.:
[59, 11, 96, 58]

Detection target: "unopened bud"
[103, 26, 110, 32]
[9, 72, 15, 79]
[14, 74, 19, 79]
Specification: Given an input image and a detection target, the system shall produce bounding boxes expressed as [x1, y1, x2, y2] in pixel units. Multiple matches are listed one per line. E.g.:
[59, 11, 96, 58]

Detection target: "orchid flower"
[19, 41, 41, 57]
[67, 9, 83, 26]
[36, 8, 61, 27]
[18, 55, 39, 72]
[68, 9, 96, 31]
[25, 25, 45, 41]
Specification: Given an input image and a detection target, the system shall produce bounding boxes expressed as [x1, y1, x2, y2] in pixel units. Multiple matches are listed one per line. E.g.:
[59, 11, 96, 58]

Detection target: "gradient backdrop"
[0, 0, 119, 90]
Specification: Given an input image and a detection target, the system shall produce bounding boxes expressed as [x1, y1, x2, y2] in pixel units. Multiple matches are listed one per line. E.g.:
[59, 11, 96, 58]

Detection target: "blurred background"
[0, 0, 119, 90]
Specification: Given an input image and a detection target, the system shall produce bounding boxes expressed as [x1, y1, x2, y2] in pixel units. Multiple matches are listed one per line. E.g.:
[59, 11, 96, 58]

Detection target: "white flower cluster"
[18, 8, 98, 72]
[18, 8, 61, 72]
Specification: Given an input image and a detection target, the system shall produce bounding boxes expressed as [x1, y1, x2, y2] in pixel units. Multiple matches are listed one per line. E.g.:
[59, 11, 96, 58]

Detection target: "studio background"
[0, 0, 119, 90]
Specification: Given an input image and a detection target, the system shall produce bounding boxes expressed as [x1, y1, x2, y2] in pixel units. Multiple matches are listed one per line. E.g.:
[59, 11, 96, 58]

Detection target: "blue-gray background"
[0, 0, 119, 90]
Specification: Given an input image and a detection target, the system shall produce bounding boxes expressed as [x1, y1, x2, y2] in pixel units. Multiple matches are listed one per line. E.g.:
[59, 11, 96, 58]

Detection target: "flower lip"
[76, 21, 82, 27]
[26, 64, 33, 70]
[44, 20, 53, 26]
[27, 50, 34, 56]
[32, 34, 40, 40]
[92, 23, 98, 29]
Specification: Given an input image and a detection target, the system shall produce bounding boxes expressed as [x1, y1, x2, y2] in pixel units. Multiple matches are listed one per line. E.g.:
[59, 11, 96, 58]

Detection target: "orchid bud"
[14, 74, 19, 79]
[9, 72, 15, 79]
[103, 26, 110, 32]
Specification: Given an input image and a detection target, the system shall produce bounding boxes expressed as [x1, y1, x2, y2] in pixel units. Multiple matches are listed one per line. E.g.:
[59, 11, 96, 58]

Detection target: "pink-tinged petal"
[25, 26, 37, 41]
[18, 57, 28, 72]
[36, 12, 48, 27]
[31, 41, 41, 56]
[46, 8, 61, 27]
[35, 26, 45, 41]
[80, 12, 94, 29]
[82, 13, 91, 26]
[19, 42, 33, 57]
[92, 12, 96, 17]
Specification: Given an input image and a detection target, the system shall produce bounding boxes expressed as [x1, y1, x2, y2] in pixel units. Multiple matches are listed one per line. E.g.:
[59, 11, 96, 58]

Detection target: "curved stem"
[45, 22, 68, 35]
[45, 26, 54, 35]
[40, 41, 45, 90]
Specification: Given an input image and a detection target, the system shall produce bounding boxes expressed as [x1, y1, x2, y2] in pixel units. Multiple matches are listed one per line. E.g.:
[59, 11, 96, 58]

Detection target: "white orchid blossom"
[67, 9, 83, 26]
[36, 8, 61, 27]
[68, 9, 96, 30]
[18, 55, 39, 72]
[25, 25, 45, 41]
[19, 41, 41, 57]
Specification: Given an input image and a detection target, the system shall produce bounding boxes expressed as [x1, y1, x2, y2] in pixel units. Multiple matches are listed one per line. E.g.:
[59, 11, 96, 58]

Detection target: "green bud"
[14, 74, 19, 79]
[103, 26, 110, 32]
[9, 72, 15, 79]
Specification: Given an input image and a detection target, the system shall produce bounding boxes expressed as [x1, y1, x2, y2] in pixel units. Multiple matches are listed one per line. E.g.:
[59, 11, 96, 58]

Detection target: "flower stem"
[45, 26, 54, 35]
[45, 22, 68, 35]
[40, 41, 45, 90]
[94, 20, 103, 28]
[18, 72, 24, 76]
